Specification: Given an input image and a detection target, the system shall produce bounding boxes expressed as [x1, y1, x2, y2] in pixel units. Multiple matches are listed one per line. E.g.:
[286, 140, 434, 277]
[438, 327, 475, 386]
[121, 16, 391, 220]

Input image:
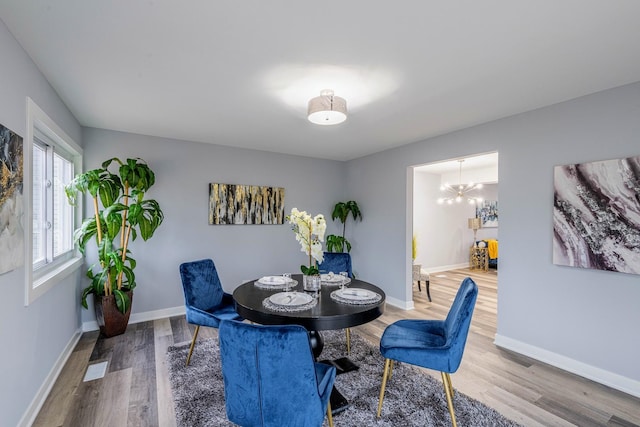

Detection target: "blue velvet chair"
[376, 277, 478, 426]
[218, 320, 336, 427]
[318, 251, 353, 278]
[318, 251, 354, 353]
[179, 259, 242, 366]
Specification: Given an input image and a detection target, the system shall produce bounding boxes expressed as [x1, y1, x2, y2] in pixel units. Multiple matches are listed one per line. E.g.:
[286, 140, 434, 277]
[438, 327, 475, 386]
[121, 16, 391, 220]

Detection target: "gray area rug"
[167, 330, 521, 426]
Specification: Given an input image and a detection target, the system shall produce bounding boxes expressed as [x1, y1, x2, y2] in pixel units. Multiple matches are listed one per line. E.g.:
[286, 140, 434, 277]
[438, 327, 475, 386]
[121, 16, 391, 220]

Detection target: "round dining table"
[233, 274, 385, 355]
[232, 274, 385, 415]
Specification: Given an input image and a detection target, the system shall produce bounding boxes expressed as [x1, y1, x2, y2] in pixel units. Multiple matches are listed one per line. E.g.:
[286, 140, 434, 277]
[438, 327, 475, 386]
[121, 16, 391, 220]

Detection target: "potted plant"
[65, 157, 164, 337]
[286, 208, 326, 290]
[325, 200, 362, 253]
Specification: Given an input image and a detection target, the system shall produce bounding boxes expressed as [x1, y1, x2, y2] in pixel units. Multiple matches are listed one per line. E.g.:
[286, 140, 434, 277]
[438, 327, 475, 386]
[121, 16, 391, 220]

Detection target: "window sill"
[27, 256, 84, 305]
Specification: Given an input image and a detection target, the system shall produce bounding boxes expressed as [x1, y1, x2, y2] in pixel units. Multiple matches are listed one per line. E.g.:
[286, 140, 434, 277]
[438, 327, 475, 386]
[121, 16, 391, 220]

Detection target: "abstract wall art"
[476, 200, 498, 228]
[209, 183, 285, 225]
[553, 155, 640, 275]
[0, 123, 24, 275]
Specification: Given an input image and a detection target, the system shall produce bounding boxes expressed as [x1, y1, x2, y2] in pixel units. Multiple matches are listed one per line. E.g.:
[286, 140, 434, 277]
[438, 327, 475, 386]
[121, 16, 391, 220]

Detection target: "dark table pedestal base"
[308, 330, 324, 358]
[319, 357, 359, 375]
[319, 355, 360, 415]
[329, 387, 350, 415]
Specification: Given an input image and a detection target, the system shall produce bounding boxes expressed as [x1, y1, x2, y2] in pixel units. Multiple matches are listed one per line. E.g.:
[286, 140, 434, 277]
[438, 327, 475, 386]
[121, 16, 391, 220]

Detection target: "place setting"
[257, 272, 317, 312]
[330, 279, 382, 305]
[320, 271, 351, 286]
[262, 290, 318, 312]
[253, 273, 298, 290]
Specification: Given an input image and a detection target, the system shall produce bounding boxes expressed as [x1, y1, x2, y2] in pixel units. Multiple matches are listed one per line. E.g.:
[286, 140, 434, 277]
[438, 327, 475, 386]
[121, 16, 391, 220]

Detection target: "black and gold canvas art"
[209, 183, 285, 225]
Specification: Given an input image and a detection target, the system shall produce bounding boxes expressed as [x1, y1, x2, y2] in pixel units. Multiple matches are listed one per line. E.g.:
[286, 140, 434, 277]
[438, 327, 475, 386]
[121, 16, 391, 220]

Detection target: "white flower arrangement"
[286, 207, 326, 275]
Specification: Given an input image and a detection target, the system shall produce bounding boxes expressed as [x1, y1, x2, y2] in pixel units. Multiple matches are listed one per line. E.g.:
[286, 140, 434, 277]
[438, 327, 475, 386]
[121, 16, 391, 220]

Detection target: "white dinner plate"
[335, 288, 376, 301]
[268, 292, 313, 307]
[321, 273, 343, 283]
[258, 276, 287, 285]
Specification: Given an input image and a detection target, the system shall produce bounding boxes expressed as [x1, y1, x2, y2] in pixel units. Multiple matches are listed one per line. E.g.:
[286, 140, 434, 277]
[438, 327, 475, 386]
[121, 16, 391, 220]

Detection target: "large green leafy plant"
[65, 158, 164, 314]
[326, 200, 362, 253]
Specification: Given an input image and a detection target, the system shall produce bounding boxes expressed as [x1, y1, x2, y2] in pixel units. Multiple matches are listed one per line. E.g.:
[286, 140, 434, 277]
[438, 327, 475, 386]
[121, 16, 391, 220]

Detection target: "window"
[25, 98, 83, 305]
[32, 133, 75, 269]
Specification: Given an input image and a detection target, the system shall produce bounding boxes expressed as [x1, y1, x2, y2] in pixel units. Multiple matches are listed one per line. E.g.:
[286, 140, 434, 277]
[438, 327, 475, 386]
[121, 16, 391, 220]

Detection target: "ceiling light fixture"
[437, 159, 484, 205]
[307, 89, 347, 125]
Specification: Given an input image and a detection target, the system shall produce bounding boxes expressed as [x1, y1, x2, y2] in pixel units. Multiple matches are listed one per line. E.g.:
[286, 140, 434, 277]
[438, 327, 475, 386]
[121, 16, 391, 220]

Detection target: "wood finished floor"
[33, 268, 640, 427]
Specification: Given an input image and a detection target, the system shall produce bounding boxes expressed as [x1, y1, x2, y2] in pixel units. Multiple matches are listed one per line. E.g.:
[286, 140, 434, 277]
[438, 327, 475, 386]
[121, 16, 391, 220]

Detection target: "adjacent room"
[1, 2, 639, 426]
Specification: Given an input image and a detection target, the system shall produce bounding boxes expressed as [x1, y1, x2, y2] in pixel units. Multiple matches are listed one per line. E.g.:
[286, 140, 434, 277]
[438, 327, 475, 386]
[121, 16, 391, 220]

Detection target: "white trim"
[423, 262, 469, 274]
[30, 256, 83, 302]
[24, 97, 83, 306]
[18, 328, 82, 427]
[385, 295, 414, 310]
[494, 334, 640, 399]
[82, 305, 186, 332]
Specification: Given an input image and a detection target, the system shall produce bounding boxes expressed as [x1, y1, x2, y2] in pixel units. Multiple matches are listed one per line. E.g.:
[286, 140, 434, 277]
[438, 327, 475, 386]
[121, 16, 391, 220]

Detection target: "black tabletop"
[233, 274, 385, 331]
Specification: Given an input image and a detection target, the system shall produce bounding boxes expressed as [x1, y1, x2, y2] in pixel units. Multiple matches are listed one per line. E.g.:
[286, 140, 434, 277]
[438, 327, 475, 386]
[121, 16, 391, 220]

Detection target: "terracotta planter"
[94, 291, 133, 337]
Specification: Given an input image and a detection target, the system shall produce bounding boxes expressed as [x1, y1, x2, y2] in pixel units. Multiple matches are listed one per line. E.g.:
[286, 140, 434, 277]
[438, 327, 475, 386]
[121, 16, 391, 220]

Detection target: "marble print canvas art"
[553, 155, 640, 275]
[0, 123, 24, 275]
[209, 183, 285, 225]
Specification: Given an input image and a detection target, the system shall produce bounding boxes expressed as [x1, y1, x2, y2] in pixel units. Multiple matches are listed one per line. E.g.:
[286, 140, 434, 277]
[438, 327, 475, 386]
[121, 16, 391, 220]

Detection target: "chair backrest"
[179, 259, 224, 311]
[412, 264, 421, 280]
[443, 277, 478, 372]
[219, 320, 328, 427]
[318, 251, 353, 278]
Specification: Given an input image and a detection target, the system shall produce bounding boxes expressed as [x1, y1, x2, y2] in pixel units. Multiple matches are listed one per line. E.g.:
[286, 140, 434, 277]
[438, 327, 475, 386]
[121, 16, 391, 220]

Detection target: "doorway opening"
[410, 152, 499, 307]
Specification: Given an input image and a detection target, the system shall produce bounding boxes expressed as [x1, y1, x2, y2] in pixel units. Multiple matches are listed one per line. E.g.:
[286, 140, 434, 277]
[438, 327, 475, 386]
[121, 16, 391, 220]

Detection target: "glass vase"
[303, 274, 321, 292]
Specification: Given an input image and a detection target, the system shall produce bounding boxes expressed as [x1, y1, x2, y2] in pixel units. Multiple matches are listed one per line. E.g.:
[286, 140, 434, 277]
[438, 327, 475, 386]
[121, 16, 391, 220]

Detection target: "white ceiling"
[2, 1, 640, 161]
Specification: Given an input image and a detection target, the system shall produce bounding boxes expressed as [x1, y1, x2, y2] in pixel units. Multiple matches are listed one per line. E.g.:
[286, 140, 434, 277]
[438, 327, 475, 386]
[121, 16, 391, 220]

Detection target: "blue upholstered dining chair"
[318, 251, 353, 278]
[179, 259, 242, 366]
[318, 251, 354, 353]
[376, 277, 478, 427]
[218, 320, 336, 427]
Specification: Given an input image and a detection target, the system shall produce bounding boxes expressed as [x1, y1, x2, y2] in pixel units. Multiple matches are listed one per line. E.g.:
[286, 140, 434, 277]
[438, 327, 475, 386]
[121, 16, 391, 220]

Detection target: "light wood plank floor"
[33, 268, 640, 426]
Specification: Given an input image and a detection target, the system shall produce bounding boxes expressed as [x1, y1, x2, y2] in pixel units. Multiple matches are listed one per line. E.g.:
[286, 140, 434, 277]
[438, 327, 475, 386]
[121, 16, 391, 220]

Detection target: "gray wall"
[0, 20, 83, 427]
[81, 128, 347, 323]
[346, 82, 640, 390]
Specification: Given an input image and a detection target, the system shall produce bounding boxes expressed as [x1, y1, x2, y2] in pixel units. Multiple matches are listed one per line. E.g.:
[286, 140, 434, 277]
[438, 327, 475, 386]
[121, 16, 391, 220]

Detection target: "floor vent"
[83, 361, 108, 382]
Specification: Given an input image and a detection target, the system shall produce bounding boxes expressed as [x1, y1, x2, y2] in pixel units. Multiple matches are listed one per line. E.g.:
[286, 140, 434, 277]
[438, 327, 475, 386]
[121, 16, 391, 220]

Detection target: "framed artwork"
[0, 123, 24, 275]
[553, 155, 640, 275]
[476, 200, 498, 228]
[209, 183, 285, 225]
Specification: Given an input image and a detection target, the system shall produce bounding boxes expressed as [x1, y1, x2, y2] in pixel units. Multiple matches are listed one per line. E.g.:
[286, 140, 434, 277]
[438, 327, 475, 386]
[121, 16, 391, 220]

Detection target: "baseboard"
[386, 295, 414, 310]
[424, 262, 469, 274]
[82, 305, 186, 332]
[494, 334, 640, 399]
[18, 328, 83, 427]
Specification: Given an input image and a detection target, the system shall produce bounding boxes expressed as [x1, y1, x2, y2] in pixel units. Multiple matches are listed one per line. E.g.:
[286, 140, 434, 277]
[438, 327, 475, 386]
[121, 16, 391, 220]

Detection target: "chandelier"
[437, 159, 483, 205]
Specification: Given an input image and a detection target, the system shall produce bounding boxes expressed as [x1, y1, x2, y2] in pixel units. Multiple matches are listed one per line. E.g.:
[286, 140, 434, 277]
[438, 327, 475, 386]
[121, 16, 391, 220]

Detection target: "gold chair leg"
[327, 401, 334, 427]
[186, 325, 200, 366]
[345, 328, 351, 354]
[441, 372, 457, 427]
[445, 372, 454, 399]
[377, 358, 392, 418]
[388, 359, 394, 380]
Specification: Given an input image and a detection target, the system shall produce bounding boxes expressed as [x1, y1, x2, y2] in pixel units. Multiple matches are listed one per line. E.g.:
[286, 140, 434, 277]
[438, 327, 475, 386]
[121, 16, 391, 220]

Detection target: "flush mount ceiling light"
[307, 89, 347, 125]
[437, 159, 484, 205]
